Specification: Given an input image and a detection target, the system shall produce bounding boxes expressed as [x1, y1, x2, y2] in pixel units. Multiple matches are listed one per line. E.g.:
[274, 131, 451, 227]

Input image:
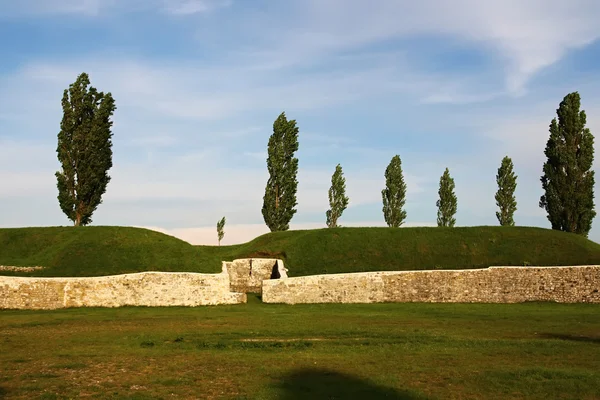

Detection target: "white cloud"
[9, 59, 426, 121]
[243, 151, 267, 161]
[0, 171, 55, 197]
[472, 96, 600, 172]
[234, 0, 600, 96]
[0, 0, 230, 17]
[0, 0, 118, 16]
[4, 1, 600, 98]
[164, 0, 231, 15]
[421, 90, 504, 105]
[123, 135, 179, 148]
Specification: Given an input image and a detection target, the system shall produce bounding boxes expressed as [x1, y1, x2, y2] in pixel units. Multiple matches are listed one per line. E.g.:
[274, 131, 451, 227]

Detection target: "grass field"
[1, 297, 599, 399]
[2, 225, 600, 277]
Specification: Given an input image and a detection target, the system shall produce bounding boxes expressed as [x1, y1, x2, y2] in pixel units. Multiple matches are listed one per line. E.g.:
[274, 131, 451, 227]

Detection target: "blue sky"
[1, 0, 600, 245]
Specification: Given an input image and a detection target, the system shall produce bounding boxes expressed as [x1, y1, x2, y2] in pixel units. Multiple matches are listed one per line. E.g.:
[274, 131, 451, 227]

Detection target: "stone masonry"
[262, 266, 600, 304]
[0, 270, 246, 310]
[2, 262, 599, 309]
[223, 258, 288, 293]
[0, 258, 289, 310]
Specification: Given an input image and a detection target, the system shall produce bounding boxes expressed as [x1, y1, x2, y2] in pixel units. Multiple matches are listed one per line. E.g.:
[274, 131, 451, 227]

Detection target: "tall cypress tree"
[436, 168, 457, 227]
[262, 112, 300, 232]
[381, 155, 407, 227]
[495, 156, 518, 226]
[55, 72, 116, 226]
[326, 163, 349, 228]
[540, 92, 596, 236]
[217, 216, 226, 246]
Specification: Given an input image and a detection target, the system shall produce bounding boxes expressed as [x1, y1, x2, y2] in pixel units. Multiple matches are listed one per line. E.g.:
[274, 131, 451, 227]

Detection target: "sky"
[1, 0, 600, 245]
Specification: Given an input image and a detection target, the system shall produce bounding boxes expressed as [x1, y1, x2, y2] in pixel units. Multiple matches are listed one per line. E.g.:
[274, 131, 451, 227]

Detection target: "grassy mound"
[1, 226, 599, 277]
[233, 226, 600, 276]
[0, 226, 231, 277]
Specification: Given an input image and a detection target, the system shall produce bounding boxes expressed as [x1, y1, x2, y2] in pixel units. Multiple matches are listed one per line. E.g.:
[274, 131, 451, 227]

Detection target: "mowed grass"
[2, 225, 600, 277]
[0, 226, 233, 277]
[1, 299, 599, 399]
[234, 226, 600, 276]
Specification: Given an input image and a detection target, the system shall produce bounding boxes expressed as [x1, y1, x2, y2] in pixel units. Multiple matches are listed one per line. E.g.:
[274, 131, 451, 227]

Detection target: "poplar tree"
[436, 168, 457, 227]
[262, 112, 299, 232]
[217, 216, 226, 246]
[540, 91, 596, 236]
[326, 164, 349, 228]
[495, 156, 518, 226]
[381, 155, 407, 227]
[55, 72, 116, 226]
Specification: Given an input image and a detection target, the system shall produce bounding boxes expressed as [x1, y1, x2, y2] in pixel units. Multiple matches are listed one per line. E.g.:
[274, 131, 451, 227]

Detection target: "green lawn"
[1, 299, 599, 399]
[2, 225, 600, 277]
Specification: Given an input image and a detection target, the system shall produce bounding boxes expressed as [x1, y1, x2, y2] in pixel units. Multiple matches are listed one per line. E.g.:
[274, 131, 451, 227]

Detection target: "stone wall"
[0, 271, 246, 310]
[3, 263, 598, 309]
[223, 258, 287, 293]
[0, 266, 44, 272]
[262, 266, 600, 304]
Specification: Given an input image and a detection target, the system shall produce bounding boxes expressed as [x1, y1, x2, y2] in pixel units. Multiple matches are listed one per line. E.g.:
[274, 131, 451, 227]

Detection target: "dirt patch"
[239, 338, 366, 342]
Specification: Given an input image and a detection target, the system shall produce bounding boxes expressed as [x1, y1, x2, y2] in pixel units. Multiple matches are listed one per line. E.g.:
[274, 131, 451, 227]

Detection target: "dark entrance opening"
[270, 261, 281, 279]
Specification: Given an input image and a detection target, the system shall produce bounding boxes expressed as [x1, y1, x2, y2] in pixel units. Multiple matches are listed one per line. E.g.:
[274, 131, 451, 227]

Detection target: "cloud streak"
[164, 0, 231, 15]
[0, 0, 231, 17]
[222, 0, 600, 96]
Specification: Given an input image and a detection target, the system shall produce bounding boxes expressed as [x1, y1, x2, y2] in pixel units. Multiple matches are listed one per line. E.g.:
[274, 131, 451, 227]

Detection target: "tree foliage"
[540, 92, 596, 237]
[262, 112, 300, 232]
[217, 216, 226, 246]
[381, 155, 407, 227]
[55, 72, 116, 226]
[326, 164, 349, 228]
[436, 168, 457, 227]
[495, 156, 518, 226]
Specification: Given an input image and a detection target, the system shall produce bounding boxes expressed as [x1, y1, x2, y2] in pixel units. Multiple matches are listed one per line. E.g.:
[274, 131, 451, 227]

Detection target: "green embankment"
[1, 225, 599, 277]
[0, 226, 229, 277]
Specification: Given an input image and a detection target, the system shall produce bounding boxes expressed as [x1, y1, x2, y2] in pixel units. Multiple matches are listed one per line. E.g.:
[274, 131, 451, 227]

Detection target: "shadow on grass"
[0, 386, 7, 399]
[277, 368, 428, 399]
[540, 333, 600, 344]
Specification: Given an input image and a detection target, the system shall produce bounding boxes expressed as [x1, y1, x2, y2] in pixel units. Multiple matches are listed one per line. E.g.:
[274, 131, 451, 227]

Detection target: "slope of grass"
[232, 226, 600, 276]
[1, 225, 600, 277]
[1, 301, 599, 399]
[0, 226, 232, 277]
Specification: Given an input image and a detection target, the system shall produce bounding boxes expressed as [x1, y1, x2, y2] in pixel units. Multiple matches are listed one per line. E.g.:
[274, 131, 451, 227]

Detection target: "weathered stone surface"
[0, 271, 246, 310]
[0, 266, 45, 272]
[3, 261, 598, 309]
[223, 258, 287, 293]
[262, 266, 600, 304]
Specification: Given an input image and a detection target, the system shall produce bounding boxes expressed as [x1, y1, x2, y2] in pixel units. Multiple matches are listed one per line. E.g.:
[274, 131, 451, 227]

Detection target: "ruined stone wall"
[223, 258, 287, 293]
[4, 263, 598, 309]
[262, 266, 600, 304]
[0, 271, 246, 310]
